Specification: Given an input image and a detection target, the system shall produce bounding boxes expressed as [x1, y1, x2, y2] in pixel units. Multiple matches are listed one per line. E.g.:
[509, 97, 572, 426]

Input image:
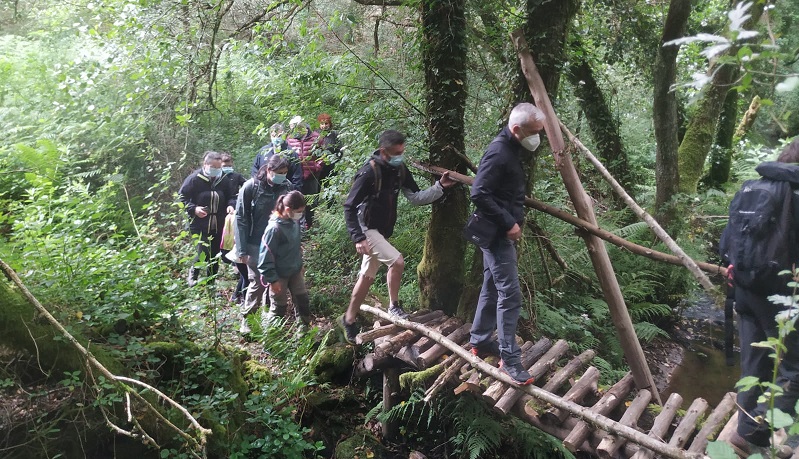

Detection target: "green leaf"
[768, 408, 794, 429]
[706, 441, 737, 459]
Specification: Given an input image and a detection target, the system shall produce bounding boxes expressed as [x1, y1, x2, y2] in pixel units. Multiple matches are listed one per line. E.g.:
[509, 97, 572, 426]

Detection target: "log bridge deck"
[354, 305, 760, 459]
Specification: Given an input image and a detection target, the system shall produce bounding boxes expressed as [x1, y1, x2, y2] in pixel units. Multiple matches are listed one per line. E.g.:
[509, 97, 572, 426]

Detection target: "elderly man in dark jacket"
[468, 103, 545, 386]
[338, 130, 454, 344]
[178, 151, 237, 286]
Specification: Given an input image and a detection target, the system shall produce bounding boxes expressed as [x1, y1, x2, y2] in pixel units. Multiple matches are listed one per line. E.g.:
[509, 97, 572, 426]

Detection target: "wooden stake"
[562, 373, 636, 452]
[512, 29, 660, 404]
[687, 392, 736, 453]
[596, 389, 653, 459]
[630, 392, 683, 459]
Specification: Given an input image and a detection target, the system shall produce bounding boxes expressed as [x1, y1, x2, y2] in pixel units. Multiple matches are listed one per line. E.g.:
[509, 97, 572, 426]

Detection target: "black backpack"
[719, 178, 795, 294]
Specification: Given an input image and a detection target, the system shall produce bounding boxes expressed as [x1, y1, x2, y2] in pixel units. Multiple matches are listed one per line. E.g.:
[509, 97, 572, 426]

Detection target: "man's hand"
[439, 171, 456, 188]
[355, 240, 370, 255]
[506, 223, 522, 241]
[270, 281, 284, 296]
[194, 206, 208, 218]
[227, 205, 235, 214]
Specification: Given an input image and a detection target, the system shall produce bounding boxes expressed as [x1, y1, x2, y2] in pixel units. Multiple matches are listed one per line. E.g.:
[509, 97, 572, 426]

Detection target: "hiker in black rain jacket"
[338, 130, 454, 344]
[251, 123, 303, 191]
[178, 151, 237, 286]
[726, 137, 799, 456]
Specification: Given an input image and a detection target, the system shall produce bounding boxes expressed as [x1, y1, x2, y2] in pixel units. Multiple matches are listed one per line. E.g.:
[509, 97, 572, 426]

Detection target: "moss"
[310, 342, 354, 383]
[399, 363, 443, 389]
[335, 429, 391, 459]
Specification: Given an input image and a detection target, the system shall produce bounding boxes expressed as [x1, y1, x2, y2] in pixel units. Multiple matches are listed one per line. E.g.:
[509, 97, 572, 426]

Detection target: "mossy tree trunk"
[568, 37, 635, 207]
[677, 5, 763, 194]
[653, 0, 691, 225]
[417, 0, 469, 315]
[706, 88, 738, 189]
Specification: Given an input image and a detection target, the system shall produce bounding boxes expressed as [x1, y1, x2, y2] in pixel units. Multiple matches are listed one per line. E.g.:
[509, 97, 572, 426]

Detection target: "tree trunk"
[706, 88, 738, 189]
[653, 0, 691, 223]
[677, 5, 763, 194]
[417, 0, 469, 315]
[568, 38, 635, 205]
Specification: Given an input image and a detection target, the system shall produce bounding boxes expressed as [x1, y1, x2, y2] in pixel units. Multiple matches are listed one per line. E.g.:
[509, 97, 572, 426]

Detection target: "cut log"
[482, 338, 551, 405]
[357, 310, 444, 344]
[541, 349, 596, 393]
[541, 366, 600, 424]
[416, 323, 472, 368]
[562, 372, 636, 452]
[596, 389, 652, 459]
[494, 339, 570, 415]
[397, 317, 462, 364]
[359, 305, 703, 459]
[668, 398, 708, 448]
[375, 316, 448, 356]
[424, 355, 464, 402]
[630, 392, 683, 459]
[687, 392, 736, 453]
[382, 367, 400, 440]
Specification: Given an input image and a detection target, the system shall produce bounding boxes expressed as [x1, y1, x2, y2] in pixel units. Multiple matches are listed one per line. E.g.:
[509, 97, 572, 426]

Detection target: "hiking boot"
[500, 361, 534, 386]
[338, 315, 360, 345]
[388, 301, 410, 320]
[470, 340, 501, 359]
[729, 431, 792, 459]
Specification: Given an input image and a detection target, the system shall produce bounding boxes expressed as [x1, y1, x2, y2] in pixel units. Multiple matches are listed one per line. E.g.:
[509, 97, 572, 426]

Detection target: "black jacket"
[344, 152, 423, 242]
[178, 169, 237, 234]
[471, 126, 527, 232]
[251, 142, 304, 191]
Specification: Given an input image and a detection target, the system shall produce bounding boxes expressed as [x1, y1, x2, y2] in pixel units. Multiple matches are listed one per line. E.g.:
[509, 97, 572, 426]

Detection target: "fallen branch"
[360, 305, 704, 459]
[559, 122, 719, 296]
[0, 259, 212, 454]
[411, 161, 726, 278]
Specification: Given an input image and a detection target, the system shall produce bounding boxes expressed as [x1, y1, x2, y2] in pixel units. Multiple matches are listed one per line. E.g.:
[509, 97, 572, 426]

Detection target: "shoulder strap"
[369, 159, 382, 198]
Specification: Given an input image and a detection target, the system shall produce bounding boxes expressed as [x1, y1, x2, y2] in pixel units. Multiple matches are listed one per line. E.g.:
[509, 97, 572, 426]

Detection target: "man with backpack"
[338, 130, 454, 344]
[720, 138, 799, 456]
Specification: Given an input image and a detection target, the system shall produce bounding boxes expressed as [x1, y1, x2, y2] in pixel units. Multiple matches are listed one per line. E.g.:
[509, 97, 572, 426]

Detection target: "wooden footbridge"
[354, 305, 756, 459]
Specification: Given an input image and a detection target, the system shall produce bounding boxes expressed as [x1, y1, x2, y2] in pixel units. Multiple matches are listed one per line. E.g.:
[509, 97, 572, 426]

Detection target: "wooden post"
[382, 367, 400, 441]
[510, 29, 661, 404]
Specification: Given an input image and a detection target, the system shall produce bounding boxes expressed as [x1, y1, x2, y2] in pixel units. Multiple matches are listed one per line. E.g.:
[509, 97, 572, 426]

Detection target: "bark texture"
[568, 37, 635, 205]
[417, 0, 469, 315]
[706, 88, 738, 188]
[653, 0, 691, 222]
[677, 5, 763, 193]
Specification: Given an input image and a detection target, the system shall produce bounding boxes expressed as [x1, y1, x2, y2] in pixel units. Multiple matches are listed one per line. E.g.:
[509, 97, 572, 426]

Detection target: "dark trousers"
[736, 287, 799, 446]
[190, 229, 222, 282]
[220, 249, 249, 298]
[470, 238, 523, 366]
[301, 176, 320, 229]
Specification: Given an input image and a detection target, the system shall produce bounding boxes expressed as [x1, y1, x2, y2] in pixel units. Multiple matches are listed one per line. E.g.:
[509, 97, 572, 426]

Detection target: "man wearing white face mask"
[338, 130, 455, 344]
[468, 103, 545, 386]
[179, 151, 238, 287]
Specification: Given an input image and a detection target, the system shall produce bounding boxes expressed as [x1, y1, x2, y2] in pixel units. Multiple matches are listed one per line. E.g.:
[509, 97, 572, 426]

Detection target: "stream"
[661, 295, 740, 407]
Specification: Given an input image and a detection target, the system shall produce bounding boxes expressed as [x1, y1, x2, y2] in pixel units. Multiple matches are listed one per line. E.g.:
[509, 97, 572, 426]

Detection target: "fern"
[633, 321, 669, 342]
[629, 301, 672, 322]
[613, 221, 651, 240]
[449, 397, 502, 459]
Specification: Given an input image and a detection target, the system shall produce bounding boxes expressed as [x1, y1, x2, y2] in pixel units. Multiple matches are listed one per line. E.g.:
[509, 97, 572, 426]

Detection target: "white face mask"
[291, 211, 304, 221]
[520, 133, 541, 152]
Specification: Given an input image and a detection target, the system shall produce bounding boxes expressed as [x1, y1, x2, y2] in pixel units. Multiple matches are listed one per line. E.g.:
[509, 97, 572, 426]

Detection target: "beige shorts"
[359, 229, 401, 278]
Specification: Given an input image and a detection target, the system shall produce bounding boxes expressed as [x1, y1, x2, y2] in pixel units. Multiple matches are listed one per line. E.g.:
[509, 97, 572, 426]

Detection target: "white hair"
[507, 103, 545, 129]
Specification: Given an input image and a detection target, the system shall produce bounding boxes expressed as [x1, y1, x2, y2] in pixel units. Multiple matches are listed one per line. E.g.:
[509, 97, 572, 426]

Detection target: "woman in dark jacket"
[178, 151, 237, 286]
[234, 154, 291, 333]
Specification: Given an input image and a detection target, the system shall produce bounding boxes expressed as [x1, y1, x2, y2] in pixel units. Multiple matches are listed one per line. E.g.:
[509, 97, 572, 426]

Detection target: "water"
[662, 342, 739, 407]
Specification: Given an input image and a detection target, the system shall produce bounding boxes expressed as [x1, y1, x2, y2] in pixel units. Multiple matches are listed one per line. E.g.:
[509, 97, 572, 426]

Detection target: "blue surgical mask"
[272, 137, 282, 147]
[222, 166, 234, 174]
[388, 155, 404, 167]
[206, 167, 222, 177]
[271, 173, 287, 184]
